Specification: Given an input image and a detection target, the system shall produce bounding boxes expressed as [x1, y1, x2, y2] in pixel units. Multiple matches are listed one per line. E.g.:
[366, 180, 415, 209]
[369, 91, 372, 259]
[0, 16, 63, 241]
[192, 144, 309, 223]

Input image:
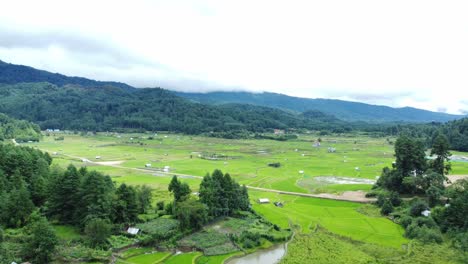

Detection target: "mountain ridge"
[0, 59, 463, 124]
[175, 91, 463, 123]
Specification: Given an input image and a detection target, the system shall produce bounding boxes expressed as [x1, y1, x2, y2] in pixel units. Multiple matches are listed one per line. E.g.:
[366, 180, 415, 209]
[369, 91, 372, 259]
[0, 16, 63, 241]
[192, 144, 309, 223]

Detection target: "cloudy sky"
[1, 0, 467, 114]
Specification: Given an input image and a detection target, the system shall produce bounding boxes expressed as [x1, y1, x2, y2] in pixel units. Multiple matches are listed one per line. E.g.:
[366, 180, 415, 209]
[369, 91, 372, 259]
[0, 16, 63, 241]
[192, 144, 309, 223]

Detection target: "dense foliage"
[175, 91, 462, 123]
[199, 169, 250, 218]
[0, 144, 153, 262]
[372, 134, 467, 261]
[0, 59, 133, 91]
[0, 113, 41, 142]
[167, 170, 250, 230]
[438, 118, 468, 151]
[0, 82, 352, 134]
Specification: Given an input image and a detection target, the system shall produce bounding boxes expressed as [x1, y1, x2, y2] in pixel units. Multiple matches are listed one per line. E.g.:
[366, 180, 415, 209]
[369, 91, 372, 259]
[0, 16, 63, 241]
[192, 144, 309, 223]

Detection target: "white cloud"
[0, 0, 467, 114]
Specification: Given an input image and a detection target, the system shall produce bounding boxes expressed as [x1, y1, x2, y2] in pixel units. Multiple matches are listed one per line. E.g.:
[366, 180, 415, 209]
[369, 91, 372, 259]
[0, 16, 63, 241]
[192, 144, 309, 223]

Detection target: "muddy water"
[313, 176, 375, 184]
[226, 243, 286, 264]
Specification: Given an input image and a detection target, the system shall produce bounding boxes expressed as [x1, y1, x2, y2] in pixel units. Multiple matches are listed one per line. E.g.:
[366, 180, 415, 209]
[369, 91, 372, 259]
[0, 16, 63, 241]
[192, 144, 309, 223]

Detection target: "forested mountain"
[439, 117, 468, 151]
[0, 82, 348, 134]
[1, 60, 466, 140]
[0, 60, 134, 91]
[175, 91, 463, 123]
[0, 113, 41, 142]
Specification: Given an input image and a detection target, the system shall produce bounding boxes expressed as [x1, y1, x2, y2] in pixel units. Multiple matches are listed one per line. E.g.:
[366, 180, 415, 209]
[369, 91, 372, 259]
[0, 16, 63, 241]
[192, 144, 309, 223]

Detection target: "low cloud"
[0, 0, 467, 114]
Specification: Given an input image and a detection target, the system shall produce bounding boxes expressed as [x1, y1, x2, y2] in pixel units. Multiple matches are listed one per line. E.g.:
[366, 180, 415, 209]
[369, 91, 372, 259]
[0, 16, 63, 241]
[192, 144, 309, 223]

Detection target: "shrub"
[380, 200, 393, 215]
[409, 200, 428, 217]
[268, 162, 281, 168]
[84, 218, 112, 249]
[417, 227, 443, 244]
[376, 194, 387, 207]
[389, 192, 402, 206]
[405, 223, 443, 244]
[399, 215, 413, 228]
[413, 217, 437, 229]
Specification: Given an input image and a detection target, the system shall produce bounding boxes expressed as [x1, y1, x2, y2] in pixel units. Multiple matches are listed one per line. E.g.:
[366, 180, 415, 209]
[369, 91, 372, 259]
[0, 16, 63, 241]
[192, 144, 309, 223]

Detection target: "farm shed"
[258, 198, 270, 204]
[127, 227, 139, 235]
[421, 210, 431, 217]
[274, 202, 284, 207]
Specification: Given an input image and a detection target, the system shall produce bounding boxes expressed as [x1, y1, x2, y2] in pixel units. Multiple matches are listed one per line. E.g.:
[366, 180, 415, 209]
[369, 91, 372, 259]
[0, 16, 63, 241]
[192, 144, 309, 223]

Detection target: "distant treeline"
[0, 82, 356, 134]
[0, 82, 466, 150]
[373, 119, 468, 152]
[0, 113, 41, 142]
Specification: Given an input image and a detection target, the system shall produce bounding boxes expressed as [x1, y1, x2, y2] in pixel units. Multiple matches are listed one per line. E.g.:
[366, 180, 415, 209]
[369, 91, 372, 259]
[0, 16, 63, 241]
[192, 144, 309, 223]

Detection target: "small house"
[299, 170, 304, 174]
[421, 210, 431, 217]
[95, 156, 101, 159]
[274, 129, 285, 135]
[126, 227, 139, 235]
[145, 163, 152, 168]
[258, 198, 270, 204]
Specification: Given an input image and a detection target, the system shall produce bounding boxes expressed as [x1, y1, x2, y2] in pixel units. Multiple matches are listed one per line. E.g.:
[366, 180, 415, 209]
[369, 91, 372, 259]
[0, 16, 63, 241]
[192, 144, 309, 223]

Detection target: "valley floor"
[22, 132, 468, 263]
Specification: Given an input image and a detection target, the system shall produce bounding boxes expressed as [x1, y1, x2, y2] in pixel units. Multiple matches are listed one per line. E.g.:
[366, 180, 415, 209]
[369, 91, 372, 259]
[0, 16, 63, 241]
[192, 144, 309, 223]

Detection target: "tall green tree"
[136, 185, 153, 214]
[175, 198, 208, 230]
[168, 176, 191, 202]
[199, 169, 250, 218]
[394, 135, 427, 177]
[84, 218, 112, 248]
[430, 134, 451, 176]
[1, 185, 34, 227]
[76, 171, 115, 225]
[113, 183, 139, 224]
[22, 215, 58, 264]
[47, 164, 81, 223]
[376, 135, 428, 194]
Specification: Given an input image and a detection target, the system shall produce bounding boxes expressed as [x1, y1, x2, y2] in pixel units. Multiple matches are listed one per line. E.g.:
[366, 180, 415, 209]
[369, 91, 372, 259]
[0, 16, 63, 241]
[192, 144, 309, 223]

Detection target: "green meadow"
[24, 133, 468, 263]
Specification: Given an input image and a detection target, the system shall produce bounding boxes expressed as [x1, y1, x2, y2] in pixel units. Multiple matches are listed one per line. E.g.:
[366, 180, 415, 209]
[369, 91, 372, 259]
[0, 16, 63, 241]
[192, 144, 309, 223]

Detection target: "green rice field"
[23, 133, 468, 263]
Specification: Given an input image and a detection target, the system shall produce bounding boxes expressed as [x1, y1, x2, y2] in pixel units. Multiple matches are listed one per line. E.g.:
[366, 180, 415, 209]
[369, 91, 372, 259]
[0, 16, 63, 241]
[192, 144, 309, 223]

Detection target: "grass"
[25, 134, 398, 193]
[195, 252, 244, 264]
[250, 190, 407, 248]
[178, 229, 238, 256]
[23, 133, 468, 262]
[164, 252, 203, 264]
[120, 247, 154, 259]
[282, 227, 463, 264]
[53, 225, 81, 241]
[281, 229, 376, 264]
[119, 251, 171, 264]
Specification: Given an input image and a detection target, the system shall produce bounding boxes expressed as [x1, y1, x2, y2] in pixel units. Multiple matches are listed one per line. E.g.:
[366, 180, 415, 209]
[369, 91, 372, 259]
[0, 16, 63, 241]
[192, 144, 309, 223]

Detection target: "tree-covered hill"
[0, 113, 41, 142]
[439, 117, 468, 151]
[175, 91, 464, 123]
[0, 60, 134, 91]
[0, 82, 348, 134]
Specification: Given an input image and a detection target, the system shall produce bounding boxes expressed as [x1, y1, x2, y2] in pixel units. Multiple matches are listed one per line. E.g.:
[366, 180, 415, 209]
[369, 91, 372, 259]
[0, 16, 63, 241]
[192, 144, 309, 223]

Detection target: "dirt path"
[447, 175, 468, 184]
[53, 151, 376, 203]
[246, 186, 374, 203]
